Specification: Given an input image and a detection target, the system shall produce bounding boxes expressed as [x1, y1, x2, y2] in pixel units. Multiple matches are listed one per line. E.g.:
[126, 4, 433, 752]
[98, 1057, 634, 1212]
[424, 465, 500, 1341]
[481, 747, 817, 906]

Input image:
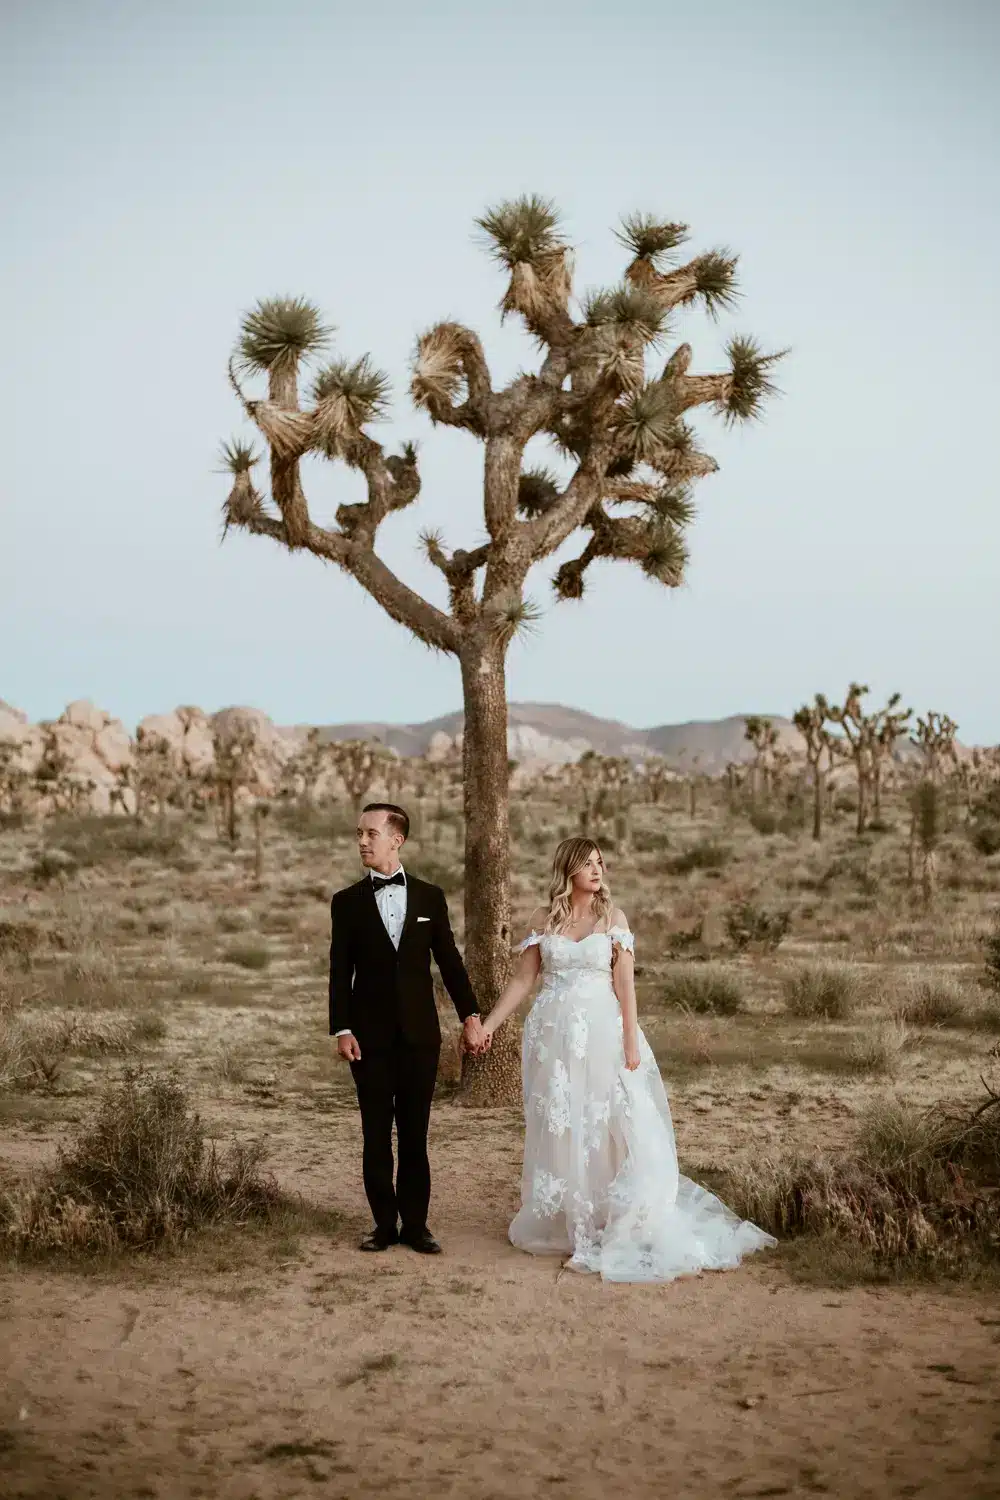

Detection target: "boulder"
[63, 700, 111, 734]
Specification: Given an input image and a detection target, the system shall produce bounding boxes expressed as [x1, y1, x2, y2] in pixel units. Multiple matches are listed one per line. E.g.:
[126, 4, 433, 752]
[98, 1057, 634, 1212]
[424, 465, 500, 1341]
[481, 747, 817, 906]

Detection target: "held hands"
[337, 1033, 362, 1062]
[462, 1014, 492, 1056]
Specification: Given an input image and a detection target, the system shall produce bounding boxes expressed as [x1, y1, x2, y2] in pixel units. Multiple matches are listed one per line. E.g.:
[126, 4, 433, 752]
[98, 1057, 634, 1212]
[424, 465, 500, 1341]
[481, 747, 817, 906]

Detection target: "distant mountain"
[313, 702, 800, 774]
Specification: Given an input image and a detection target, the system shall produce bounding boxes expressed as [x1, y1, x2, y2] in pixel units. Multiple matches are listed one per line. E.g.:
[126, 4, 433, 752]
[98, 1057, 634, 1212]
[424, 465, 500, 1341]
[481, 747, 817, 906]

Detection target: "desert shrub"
[669, 839, 731, 875]
[42, 817, 185, 869]
[783, 963, 861, 1020]
[223, 943, 271, 971]
[847, 1019, 908, 1076]
[218, 908, 254, 934]
[632, 825, 670, 854]
[746, 806, 779, 836]
[0, 921, 43, 968]
[1, 1006, 164, 1092]
[724, 1083, 1000, 1278]
[410, 853, 463, 894]
[816, 852, 880, 897]
[725, 899, 791, 953]
[31, 849, 77, 883]
[276, 802, 356, 842]
[0, 1069, 286, 1256]
[659, 964, 744, 1015]
[971, 823, 1000, 856]
[892, 974, 972, 1028]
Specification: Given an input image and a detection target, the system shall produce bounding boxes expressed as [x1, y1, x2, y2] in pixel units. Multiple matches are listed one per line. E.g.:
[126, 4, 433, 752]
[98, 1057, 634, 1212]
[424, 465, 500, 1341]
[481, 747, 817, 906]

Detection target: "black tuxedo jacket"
[328, 873, 478, 1050]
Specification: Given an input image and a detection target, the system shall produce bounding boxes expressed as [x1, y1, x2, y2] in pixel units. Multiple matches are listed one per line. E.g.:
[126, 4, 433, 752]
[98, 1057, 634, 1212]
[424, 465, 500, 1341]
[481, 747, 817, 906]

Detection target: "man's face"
[357, 810, 403, 871]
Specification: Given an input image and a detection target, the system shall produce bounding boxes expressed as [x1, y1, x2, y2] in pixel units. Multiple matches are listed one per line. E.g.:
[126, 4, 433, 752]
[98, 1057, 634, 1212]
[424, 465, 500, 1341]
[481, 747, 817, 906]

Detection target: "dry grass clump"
[669, 839, 731, 875]
[0, 1069, 287, 1256]
[847, 1018, 908, 1076]
[1, 1009, 167, 1091]
[659, 963, 744, 1015]
[222, 943, 271, 971]
[726, 1077, 1000, 1279]
[892, 973, 972, 1028]
[783, 963, 861, 1020]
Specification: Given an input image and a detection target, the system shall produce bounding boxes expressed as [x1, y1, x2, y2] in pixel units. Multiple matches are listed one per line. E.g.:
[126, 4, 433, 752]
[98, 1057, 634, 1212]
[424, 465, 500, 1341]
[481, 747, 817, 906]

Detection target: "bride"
[477, 837, 777, 1282]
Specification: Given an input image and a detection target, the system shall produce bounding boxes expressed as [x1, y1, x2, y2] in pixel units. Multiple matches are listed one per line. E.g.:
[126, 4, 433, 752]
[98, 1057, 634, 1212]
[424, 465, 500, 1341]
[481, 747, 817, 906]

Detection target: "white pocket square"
[417, 916, 431, 923]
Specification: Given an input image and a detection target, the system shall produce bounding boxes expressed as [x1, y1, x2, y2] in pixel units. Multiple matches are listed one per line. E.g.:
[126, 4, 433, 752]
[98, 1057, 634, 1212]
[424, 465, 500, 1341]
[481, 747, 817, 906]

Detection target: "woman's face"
[570, 847, 604, 895]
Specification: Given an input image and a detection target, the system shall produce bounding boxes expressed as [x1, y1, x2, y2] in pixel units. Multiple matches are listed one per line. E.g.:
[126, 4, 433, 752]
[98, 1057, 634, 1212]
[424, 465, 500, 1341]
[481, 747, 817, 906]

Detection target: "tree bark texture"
[457, 638, 520, 1106]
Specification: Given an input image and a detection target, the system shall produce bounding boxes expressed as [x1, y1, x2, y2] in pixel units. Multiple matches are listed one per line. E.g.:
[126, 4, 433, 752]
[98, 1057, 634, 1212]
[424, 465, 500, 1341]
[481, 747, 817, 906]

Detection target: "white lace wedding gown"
[508, 928, 777, 1282]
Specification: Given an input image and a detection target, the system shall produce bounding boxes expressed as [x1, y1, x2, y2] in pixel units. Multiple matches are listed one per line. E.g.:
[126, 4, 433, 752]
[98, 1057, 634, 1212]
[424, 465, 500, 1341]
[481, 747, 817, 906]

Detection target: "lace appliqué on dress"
[507, 925, 777, 1282]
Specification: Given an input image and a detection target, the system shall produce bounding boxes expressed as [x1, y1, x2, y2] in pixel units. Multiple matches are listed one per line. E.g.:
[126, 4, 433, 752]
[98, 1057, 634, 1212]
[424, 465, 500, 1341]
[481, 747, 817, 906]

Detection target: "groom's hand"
[337, 1033, 361, 1062]
[462, 1015, 488, 1054]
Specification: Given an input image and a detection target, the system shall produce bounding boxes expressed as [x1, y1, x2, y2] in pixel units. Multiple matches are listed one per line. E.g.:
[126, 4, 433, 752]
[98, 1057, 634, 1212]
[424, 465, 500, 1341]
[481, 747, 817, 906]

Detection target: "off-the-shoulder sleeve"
[516, 930, 543, 953]
[608, 926, 635, 954]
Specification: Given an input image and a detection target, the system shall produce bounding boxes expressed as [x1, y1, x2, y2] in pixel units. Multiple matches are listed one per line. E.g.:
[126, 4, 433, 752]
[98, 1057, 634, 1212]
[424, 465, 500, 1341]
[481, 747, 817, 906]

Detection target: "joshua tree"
[328, 738, 384, 820]
[134, 735, 180, 827]
[0, 742, 29, 817]
[219, 196, 783, 1103]
[279, 727, 328, 809]
[793, 695, 836, 841]
[743, 716, 779, 804]
[827, 684, 910, 835]
[910, 780, 941, 907]
[211, 721, 260, 845]
[907, 711, 958, 885]
[640, 755, 674, 806]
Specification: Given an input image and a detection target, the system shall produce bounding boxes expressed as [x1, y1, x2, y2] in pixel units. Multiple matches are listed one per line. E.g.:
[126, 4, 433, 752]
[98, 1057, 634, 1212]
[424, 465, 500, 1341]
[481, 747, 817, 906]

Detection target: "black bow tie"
[372, 871, 405, 892]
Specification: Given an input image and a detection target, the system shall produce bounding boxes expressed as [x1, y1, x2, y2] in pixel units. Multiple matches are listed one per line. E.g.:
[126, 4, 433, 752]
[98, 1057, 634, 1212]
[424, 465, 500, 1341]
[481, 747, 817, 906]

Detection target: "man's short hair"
[361, 802, 410, 840]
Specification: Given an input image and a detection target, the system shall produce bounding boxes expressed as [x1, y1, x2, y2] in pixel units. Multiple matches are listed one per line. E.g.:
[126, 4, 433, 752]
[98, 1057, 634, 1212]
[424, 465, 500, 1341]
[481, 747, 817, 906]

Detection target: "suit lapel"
[397, 875, 422, 956]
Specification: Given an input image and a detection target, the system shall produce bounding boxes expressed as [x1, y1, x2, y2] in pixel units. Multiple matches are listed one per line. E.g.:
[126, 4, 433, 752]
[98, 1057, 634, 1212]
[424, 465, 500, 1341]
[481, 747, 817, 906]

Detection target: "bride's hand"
[623, 1033, 641, 1071]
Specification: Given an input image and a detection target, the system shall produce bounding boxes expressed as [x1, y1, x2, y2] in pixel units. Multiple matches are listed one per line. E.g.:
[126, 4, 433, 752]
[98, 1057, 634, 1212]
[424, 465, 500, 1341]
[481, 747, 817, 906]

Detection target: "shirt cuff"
[334, 1029, 352, 1037]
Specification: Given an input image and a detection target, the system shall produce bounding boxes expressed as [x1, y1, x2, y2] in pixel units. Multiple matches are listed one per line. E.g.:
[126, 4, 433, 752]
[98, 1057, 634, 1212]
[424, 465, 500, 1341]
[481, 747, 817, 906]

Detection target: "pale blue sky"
[2, 0, 998, 738]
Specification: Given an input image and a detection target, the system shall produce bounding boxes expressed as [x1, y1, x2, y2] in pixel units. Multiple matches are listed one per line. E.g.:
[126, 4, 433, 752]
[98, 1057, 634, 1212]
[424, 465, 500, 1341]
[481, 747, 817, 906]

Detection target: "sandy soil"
[3, 1102, 999, 1500]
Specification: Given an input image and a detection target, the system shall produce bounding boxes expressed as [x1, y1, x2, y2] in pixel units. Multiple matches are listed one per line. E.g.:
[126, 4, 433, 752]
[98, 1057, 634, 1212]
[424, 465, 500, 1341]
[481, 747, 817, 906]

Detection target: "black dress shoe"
[399, 1228, 441, 1255]
[360, 1227, 399, 1252]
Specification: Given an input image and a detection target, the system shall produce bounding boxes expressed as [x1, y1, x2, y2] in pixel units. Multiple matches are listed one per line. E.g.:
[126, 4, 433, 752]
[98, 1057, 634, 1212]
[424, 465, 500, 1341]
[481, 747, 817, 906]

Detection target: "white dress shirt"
[372, 863, 407, 949]
[335, 866, 407, 1036]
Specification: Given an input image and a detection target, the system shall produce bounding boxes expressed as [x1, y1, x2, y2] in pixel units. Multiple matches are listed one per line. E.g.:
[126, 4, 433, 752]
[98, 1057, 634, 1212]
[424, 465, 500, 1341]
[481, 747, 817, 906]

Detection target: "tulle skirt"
[508, 972, 777, 1282]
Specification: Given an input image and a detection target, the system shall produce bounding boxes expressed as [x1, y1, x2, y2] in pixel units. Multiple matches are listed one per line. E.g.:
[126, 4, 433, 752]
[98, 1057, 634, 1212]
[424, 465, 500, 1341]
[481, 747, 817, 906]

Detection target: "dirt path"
[3, 1105, 999, 1500]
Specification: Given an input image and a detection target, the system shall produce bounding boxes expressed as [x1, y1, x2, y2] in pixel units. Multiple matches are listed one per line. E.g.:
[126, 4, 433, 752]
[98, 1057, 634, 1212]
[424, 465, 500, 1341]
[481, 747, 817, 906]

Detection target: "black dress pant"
[350, 1034, 440, 1235]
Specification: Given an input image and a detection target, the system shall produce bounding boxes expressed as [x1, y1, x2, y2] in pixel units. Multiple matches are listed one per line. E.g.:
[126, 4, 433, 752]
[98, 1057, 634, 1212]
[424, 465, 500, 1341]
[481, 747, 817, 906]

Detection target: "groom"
[329, 802, 484, 1253]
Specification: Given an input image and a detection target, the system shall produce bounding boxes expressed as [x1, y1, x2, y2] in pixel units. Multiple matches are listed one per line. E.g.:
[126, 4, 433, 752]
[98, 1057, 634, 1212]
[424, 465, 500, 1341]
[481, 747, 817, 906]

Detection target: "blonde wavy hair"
[544, 837, 613, 934]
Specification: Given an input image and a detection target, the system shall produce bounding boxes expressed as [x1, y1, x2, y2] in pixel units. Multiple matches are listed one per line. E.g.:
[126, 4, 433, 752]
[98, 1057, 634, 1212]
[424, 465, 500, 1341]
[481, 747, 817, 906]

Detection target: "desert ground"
[2, 785, 999, 1499]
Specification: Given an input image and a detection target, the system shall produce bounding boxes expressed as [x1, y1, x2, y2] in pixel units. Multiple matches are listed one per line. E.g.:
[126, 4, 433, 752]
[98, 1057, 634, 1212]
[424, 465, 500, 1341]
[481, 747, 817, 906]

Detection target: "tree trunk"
[688, 778, 697, 818]
[457, 637, 519, 1106]
[253, 805, 265, 888]
[811, 760, 823, 841]
[873, 759, 883, 823]
[855, 757, 868, 836]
